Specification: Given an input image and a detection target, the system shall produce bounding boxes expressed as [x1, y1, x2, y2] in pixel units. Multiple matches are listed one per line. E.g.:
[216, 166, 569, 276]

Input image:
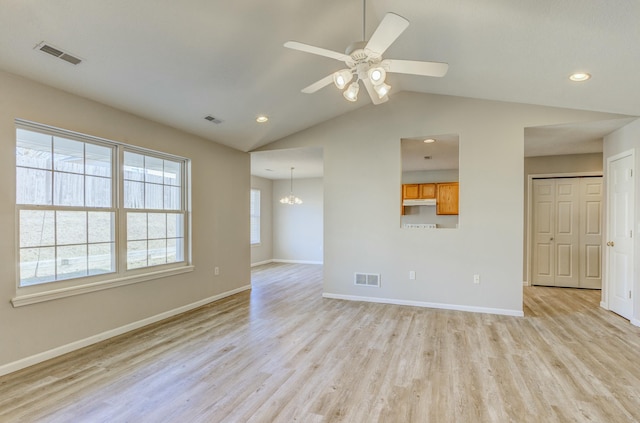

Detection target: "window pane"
[88, 243, 115, 275]
[20, 247, 55, 285]
[16, 129, 52, 169]
[164, 160, 181, 186]
[167, 213, 184, 238]
[88, 212, 114, 243]
[57, 211, 87, 245]
[127, 213, 147, 241]
[145, 183, 163, 209]
[54, 172, 84, 206]
[164, 186, 181, 210]
[123, 152, 144, 181]
[168, 238, 184, 262]
[16, 168, 52, 205]
[57, 244, 88, 279]
[85, 143, 112, 177]
[127, 240, 148, 269]
[148, 239, 167, 266]
[53, 137, 84, 174]
[124, 180, 144, 209]
[145, 156, 164, 184]
[148, 213, 166, 239]
[20, 210, 55, 248]
[86, 176, 111, 207]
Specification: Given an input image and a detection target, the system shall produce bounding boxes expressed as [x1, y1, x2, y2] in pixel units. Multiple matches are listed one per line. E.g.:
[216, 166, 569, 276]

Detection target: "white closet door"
[532, 177, 602, 288]
[532, 179, 555, 286]
[579, 177, 603, 289]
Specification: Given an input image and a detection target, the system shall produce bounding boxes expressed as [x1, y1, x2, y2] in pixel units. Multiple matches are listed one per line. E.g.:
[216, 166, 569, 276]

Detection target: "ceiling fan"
[284, 3, 448, 104]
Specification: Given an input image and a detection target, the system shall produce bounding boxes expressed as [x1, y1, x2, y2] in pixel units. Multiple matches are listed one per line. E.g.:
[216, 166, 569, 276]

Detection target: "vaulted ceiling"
[1, 0, 638, 158]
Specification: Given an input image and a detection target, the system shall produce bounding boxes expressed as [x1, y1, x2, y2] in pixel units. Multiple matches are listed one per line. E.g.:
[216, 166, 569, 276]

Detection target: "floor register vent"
[354, 273, 380, 287]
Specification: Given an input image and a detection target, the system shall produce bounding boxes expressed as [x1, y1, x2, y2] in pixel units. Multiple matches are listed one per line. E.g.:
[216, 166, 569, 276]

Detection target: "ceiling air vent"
[204, 115, 223, 124]
[354, 273, 380, 287]
[37, 42, 82, 65]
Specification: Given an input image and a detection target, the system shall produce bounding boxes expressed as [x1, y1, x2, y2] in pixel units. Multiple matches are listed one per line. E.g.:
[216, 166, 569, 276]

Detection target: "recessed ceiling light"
[256, 115, 269, 123]
[569, 72, 591, 82]
[423, 138, 436, 143]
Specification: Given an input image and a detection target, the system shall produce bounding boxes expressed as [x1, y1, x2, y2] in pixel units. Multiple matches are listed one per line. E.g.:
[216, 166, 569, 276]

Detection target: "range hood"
[403, 198, 436, 206]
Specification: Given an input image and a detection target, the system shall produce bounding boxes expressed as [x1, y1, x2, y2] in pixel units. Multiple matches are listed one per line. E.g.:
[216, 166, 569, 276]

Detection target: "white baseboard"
[631, 318, 640, 327]
[322, 293, 524, 317]
[0, 284, 251, 377]
[251, 260, 273, 267]
[600, 301, 608, 309]
[523, 280, 529, 286]
[273, 259, 323, 265]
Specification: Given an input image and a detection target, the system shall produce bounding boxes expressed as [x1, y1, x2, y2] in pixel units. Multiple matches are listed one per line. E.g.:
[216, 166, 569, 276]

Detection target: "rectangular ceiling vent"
[354, 273, 380, 287]
[204, 115, 223, 124]
[37, 42, 82, 65]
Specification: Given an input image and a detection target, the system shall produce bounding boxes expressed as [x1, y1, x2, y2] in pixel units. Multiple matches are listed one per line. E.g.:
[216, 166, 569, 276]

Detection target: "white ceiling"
[2, 0, 638, 174]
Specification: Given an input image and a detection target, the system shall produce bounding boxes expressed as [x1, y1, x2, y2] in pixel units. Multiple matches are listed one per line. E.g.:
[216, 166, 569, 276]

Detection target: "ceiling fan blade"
[362, 78, 389, 105]
[382, 59, 449, 77]
[284, 41, 350, 62]
[364, 13, 410, 57]
[301, 74, 335, 94]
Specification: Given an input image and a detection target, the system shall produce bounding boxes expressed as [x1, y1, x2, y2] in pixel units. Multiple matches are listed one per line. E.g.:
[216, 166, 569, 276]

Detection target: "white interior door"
[554, 179, 580, 287]
[532, 177, 602, 288]
[532, 179, 555, 286]
[580, 177, 603, 289]
[607, 153, 634, 319]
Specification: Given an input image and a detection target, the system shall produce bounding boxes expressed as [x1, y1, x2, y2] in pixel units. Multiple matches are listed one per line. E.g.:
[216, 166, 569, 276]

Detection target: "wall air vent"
[204, 115, 223, 124]
[37, 42, 82, 65]
[354, 273, 380, 287]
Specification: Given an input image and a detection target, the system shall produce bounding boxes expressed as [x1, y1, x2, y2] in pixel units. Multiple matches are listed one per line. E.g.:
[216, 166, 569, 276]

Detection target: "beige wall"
[523, 153, 604, 282]
[273, 177, 323, 263]
[0, 70, 250, 369]
[259, 91, 625, 315]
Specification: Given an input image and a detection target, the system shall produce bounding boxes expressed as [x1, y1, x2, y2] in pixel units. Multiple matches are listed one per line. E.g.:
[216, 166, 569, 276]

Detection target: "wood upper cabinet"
[403, 183, 436, 200]
[403, 184, 420, 199]
[436, 182, 459, 215]
[419, 183, 436, 199]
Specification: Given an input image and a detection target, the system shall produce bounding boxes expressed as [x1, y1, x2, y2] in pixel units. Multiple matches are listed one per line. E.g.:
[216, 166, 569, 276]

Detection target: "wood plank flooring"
[2, 262, 640, 422]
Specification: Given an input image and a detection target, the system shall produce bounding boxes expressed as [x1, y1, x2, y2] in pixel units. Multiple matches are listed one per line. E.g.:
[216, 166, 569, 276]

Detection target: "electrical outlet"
[473, 274, 480, 284]
[214, 266, 220, 276]
[409, 271, 416, 280]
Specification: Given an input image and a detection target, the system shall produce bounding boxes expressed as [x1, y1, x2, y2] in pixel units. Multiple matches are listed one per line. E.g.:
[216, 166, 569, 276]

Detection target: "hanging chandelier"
[280, 167, 303, 205]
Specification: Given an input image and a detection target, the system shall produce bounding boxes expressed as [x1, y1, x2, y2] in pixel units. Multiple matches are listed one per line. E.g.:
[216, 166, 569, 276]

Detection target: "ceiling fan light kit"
[284, 2, 448, 105]
[333, 69, 353, 89]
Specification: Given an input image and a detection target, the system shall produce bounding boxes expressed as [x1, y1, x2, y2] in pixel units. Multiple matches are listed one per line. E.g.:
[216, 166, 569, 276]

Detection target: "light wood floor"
[2, 263, 640, 422]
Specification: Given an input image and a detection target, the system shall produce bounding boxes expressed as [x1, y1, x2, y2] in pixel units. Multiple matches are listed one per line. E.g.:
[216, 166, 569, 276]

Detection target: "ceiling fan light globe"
[343, 82, 359, 102]
[368, 66, 386, 86]
[333, 69, 353, 90]
[374, 82, 391, 99]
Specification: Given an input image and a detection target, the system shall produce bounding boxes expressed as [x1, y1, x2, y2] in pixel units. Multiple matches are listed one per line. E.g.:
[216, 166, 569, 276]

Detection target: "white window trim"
[13, 119, 193, 306]
[12, 265, 195, 307]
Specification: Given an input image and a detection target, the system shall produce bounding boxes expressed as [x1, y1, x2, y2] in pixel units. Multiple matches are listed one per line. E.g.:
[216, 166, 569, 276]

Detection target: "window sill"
[11, 265, 195, 307]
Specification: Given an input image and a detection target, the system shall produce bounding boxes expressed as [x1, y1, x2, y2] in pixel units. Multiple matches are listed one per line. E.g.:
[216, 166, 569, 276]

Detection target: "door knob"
[607, 241, 615, 247]
[550, 237, 554, 241]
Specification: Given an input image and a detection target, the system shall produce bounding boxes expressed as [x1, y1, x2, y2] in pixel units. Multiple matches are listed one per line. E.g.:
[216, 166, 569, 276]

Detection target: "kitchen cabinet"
[436, 182, 459, 215]
[401, 182, 458, 215]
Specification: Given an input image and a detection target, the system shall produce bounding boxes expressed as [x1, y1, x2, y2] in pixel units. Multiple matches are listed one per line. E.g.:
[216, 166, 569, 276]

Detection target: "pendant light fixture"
[280, 167, 303, 205]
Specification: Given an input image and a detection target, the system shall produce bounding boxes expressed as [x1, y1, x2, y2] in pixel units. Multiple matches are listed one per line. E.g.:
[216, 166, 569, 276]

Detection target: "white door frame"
[525, 171, 603, 286]
[603, 149, 636, 323]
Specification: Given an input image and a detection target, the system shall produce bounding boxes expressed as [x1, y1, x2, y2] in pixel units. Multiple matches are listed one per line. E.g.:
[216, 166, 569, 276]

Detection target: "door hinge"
[629, 290, 632, 299]
[631, 230, 633, 238]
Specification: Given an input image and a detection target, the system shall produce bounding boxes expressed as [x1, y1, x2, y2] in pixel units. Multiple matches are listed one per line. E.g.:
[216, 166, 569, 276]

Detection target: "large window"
[250, 189, 260, 245]
[16, 121, 190, 290]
